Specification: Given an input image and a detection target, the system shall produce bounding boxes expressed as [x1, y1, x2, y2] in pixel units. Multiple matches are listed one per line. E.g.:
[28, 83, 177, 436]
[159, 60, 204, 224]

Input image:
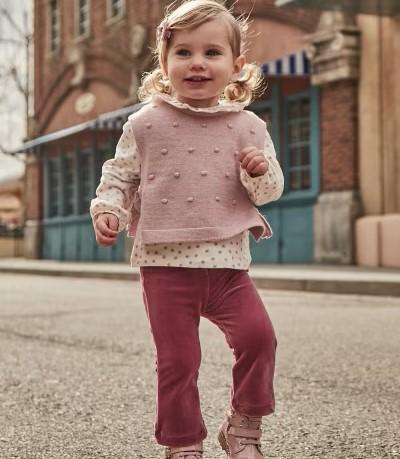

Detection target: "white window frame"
[48, 0, 61, 54]
[106, 0, 125, 25]
[75, 0, 91, 40]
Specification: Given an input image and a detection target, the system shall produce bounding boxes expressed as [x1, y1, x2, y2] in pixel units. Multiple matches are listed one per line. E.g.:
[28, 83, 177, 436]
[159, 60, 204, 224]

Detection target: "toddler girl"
[91, 1, 284, 457]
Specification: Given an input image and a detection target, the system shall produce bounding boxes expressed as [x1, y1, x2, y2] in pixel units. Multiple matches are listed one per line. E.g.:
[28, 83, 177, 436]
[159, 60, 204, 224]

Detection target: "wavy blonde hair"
[138, 0, 265, 105]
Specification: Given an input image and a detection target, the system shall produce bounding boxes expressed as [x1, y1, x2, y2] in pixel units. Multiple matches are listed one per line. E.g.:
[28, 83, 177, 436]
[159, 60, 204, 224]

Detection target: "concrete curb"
[0, 266, 138, 281]
[249, 276, 400, 297]
[1, 260, 400, 297]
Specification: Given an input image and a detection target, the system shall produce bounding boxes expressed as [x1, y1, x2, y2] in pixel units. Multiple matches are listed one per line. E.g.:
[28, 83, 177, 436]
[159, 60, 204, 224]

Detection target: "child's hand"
[239, 146, 269, 178]
[94, 213, 119, 247]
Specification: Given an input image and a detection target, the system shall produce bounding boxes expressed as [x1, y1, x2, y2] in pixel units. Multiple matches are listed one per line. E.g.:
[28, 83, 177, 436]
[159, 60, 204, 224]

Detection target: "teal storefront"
[250, 52, 320, 263]
[26, 52, 319, 263]
[35, 107, 141, 263]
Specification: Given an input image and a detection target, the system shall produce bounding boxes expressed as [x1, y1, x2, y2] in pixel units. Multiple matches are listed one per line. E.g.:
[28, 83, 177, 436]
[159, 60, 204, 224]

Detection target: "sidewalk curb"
[249, 276, 400, 297]
[0, 266, 137, 281]
[1, 264, 400, 297]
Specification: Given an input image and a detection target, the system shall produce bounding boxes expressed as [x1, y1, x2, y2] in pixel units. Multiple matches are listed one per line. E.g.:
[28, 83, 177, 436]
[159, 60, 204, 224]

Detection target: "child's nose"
[189, 56, 206, 70]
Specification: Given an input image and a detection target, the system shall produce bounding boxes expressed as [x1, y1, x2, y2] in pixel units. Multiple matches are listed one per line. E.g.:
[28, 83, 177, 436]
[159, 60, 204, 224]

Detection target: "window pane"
[301, 146, 310, 167]
[48, 158, 60, 217]
[302, 168, 311, 189]
[287, 96, 311, 192]
[111, 0, 122, 17]
[78, 0, 89, 36]
[288, 122, 301, 144]
[50, 0, 60, 51]
[257, 108, 272, 131]
[79, 154, 91, 215]
[79, 21, 86, 35]
[301, 98, 310, 117]
[64, 155, 75, 216]
[289, 171, 301, 191]
[300, 120, 309, 139]
[288, 101, 300, 119]
[290, 147, 299, 167]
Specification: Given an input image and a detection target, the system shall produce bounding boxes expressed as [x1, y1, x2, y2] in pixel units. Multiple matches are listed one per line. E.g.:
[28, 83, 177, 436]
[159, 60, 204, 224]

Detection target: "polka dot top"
[90, 94, 284, 270]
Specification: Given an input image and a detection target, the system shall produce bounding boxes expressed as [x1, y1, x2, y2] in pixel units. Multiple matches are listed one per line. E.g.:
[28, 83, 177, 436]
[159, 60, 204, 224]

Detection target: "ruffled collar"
[153, 93, 247, 114]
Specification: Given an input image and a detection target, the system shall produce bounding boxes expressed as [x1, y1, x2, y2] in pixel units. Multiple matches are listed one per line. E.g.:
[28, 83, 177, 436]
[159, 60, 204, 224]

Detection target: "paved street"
[1, 274, 399, 459]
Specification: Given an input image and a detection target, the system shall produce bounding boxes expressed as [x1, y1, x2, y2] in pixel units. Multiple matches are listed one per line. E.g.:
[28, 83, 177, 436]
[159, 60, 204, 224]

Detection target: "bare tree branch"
[0, 8, 26, 38]
[10, 66, 26, 96]
[0, 5, 32, 152]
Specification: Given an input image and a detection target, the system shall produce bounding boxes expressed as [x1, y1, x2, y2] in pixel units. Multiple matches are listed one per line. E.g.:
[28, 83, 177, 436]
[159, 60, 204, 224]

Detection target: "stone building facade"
[280, 0, 400, 267]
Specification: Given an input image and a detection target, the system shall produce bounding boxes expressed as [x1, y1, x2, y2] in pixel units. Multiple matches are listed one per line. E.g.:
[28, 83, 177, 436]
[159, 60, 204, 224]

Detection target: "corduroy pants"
[139, 266, 277, 447]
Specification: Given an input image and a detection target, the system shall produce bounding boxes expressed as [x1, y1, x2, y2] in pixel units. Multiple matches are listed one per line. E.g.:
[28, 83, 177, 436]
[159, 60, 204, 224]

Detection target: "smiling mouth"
[184, 76, 212, 82]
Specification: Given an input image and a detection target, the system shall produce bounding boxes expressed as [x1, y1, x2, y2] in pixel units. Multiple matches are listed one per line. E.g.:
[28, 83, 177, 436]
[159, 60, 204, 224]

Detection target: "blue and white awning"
[261, 51, 310, 76]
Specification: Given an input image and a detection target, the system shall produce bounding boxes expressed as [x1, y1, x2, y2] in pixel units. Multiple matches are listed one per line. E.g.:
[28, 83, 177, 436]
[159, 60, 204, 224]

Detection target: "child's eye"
[207, 48, 222, 56]
[176, 49, 190, 56]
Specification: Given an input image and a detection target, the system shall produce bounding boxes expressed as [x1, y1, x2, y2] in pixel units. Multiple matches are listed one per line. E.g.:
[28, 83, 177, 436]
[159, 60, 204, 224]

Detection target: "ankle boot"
[165, 441, 203, 458]
[218, 408, 264, 458]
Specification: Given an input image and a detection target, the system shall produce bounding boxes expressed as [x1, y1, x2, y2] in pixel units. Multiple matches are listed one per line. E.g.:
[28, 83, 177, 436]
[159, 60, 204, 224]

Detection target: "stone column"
[306, 11, 362, 264]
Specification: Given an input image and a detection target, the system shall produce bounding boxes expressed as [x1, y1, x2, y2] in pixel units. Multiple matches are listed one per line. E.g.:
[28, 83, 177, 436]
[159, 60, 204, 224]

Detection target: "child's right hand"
[94, 213, 119, 247]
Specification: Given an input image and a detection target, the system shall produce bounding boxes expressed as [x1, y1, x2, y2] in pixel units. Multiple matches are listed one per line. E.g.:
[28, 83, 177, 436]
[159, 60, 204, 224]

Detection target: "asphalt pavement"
[1, 273, 399, 458]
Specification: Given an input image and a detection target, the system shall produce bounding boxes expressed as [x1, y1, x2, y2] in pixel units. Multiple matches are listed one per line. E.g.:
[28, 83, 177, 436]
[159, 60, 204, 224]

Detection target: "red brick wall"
[320, 80, 359, 191]
[235, 0, 320, 32]
[33, 0, 167, 136]
[33, 0, 318, 136]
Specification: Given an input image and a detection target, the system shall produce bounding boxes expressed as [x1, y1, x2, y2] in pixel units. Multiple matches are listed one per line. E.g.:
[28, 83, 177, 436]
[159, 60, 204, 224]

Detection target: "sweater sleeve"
[240, 129, 284, 206]
[90, 120, 141, 232]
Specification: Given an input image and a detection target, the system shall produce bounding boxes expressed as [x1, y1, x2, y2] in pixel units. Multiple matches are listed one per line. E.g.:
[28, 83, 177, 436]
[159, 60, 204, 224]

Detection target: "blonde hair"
[138, 0, 265, 105]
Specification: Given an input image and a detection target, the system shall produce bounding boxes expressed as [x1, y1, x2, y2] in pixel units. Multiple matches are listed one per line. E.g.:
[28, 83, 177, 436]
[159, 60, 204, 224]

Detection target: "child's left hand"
[239, 146, 269, 178]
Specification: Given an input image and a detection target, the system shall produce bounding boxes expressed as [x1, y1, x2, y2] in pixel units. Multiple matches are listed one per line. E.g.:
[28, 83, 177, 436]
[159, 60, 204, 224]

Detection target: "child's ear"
[233, 54, 246, 76]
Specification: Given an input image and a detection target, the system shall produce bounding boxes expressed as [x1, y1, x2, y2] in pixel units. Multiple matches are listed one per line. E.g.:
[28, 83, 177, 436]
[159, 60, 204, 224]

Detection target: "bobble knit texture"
[129, 95, 272, 244]
[90, 94, 284, 269]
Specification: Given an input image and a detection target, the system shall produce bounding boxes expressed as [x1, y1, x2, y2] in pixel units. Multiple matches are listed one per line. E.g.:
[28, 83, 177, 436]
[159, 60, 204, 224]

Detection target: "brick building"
[278, 0, 400, 268]
[20, 0, 396, 266]
[24, 0, 168, 261]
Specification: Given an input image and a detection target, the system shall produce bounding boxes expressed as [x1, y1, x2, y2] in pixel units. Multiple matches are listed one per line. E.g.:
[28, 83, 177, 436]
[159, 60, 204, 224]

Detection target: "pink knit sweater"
[128, 95, 272, 244]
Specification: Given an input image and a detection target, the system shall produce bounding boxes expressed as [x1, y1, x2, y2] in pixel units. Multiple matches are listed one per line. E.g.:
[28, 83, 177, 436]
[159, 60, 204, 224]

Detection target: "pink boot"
[165, 441, 203, 458]
[218, 409, 264, 458]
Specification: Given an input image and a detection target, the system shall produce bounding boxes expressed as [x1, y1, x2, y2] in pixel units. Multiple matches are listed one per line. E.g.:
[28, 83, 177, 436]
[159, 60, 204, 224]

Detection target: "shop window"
[286, 95, 311, 192]
[49, 0, 60, 52]
[250, 82, 318, 202]
[256, 107, 273, 133]
[107, 0, 125, 20]
[48, 158, 61, 217]
[76, 0, 90, 37]
[79, 152, 92, 215]
[63, 154, 75, 215]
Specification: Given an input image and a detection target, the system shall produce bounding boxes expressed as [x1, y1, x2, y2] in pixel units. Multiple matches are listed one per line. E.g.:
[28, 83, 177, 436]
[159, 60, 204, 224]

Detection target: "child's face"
[163, 17, 245, 108]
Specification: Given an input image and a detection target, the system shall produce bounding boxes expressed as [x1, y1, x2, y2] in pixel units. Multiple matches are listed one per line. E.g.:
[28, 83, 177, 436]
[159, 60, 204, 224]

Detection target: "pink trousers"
[139, 266, 277, 447]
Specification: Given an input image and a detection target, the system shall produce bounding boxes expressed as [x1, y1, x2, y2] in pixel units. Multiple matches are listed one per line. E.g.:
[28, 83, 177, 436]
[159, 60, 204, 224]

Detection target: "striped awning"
[261, 51, 310, 76]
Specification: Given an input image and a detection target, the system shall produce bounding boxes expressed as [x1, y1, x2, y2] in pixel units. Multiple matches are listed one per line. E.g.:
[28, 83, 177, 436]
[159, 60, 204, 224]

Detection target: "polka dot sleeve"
[240, 129, 284, 206]
[90, 120, 141, 232]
